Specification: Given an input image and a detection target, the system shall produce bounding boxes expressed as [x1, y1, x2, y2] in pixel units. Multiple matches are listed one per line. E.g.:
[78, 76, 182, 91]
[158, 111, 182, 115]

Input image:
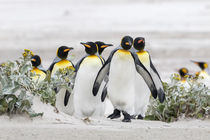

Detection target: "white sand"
[0, 96, 210, 140]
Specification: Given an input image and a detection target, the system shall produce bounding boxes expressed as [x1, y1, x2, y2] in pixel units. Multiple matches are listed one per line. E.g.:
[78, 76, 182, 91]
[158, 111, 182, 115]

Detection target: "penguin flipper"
[93, 49, 118, 96]
[149, 57, 165, 103]
[64, 90, 71, 106]
[101, 82, 108, 102]
[48, 62, 56, 72]
[131, 52, 158, 99]
[75, 56, 86, 72]
[48, 57, 61, 72]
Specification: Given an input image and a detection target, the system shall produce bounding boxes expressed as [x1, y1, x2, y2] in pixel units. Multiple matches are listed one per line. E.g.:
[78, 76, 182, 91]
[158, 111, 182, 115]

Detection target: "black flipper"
[64, 90, 71, 106]
[70, 56, 87, 90]
[149, 55, 165, 103]
[131, 52, 158, 99]
[48, 62, 56, 72]
[101, 82, 108, 102]
[75, 56, 86, 72]
[93, 49, 119, 96]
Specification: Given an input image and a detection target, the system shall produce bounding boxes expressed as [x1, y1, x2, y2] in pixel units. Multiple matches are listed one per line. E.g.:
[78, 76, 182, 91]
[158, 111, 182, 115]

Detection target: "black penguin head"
[95, 41, 113, 55]
[31, 55, 41, 67]
[80, 42, 98, 55]
[179, 68, 189, 78]
[57, 46, 73, 59]
[120, 36, 133, 50]
[191, 60, 208, 70]
[134, 37, 145, 51]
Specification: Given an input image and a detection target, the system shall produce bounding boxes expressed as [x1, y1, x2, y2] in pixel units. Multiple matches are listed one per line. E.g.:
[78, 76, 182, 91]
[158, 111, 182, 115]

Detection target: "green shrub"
[0, 49, 75, 117]
[145, 74, 210, 122]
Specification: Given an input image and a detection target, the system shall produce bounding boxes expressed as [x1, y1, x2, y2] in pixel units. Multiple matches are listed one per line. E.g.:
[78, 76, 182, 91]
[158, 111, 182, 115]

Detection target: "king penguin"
[48, 46, 75, 115]
[132, 37, 165, 119]
[93, 36, 165, 122]
[31, 55, 46, 82]
[178, 67, 189, 83]
[191, 60, 210, 87]
[191, 60, 210, 79]
[73, 42, 111, 119]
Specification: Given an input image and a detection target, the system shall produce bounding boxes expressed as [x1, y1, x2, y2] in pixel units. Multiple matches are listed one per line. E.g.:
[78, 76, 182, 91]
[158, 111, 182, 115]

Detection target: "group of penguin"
[178, 61, 210, 85]
[31, 35, 165, 122]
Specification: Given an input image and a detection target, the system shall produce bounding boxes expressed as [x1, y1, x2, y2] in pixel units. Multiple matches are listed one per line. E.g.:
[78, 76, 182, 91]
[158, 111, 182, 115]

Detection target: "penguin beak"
[125, 41, 132, 46]
[101, 44, 113, 48]
[31, 59, 36, 62]
[80, 42, 91, 48]
[125, 42, 130, 45]
[191, 60, 198, 65]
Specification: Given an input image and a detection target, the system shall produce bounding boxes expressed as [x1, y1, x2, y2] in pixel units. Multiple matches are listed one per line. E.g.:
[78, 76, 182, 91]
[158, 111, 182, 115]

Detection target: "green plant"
[0, 49, 75, 117]
[145, 74, 210, 122]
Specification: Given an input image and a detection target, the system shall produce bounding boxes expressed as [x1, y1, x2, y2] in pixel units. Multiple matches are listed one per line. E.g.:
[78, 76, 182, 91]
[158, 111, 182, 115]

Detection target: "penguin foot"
[83, 117, 91, 124]
[137, 114, 143, 120]
[122, 111, 131, 122]
[107, 109, 121, 119]
[54, 107, 59, 113]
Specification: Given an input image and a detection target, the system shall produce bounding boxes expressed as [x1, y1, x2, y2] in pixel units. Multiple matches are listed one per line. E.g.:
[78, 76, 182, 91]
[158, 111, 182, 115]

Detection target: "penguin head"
[179, 68, 189, 78]
[57, 46, 74, 59]
[31, 55, 41, 67]
[134, 37, 145, 51]
[95, 41, 113, 55]
[80, 42, 98, 55]
[120, 36, 133, 50]
[191, 60, 208, 70]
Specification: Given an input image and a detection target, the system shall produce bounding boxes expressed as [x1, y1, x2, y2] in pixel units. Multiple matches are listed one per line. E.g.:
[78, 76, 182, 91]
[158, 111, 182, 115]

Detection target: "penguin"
[48, 46, 74, 115]
[31, 55, 46, 82]
[73, 42, 111, 119]
[178, 67, 189, 83]
[191, 60, 210, 87]
[49, 46, 75, 76]
[191, 60, 210, 79]
[132, 37, 165, 119]
[93, 36, 164, 122]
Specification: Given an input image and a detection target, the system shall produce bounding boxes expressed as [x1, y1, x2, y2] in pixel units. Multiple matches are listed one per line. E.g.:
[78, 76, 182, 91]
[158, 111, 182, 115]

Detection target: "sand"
[0, 96, 210, 140]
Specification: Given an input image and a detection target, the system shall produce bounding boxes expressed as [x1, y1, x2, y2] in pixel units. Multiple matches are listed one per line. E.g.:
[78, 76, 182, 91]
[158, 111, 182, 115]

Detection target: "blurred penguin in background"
[178, 67, 189, 83]
[31, 55, 46, 82]
[191, 60, 210, 87]
[48, 46, 75, 115]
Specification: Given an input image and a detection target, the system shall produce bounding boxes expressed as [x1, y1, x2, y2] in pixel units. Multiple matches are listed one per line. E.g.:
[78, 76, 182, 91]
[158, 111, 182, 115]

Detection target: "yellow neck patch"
[51, 60, 74, 75]
[31, 68, 46, 82]
[204, 63, 208, 69]
[136, 50, 150, 67]
[117, 49, 130, 54]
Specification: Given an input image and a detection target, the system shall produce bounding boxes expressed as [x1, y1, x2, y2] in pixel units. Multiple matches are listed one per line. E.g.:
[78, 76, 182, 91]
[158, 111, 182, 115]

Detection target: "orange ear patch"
[138, 40, 143, 44]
